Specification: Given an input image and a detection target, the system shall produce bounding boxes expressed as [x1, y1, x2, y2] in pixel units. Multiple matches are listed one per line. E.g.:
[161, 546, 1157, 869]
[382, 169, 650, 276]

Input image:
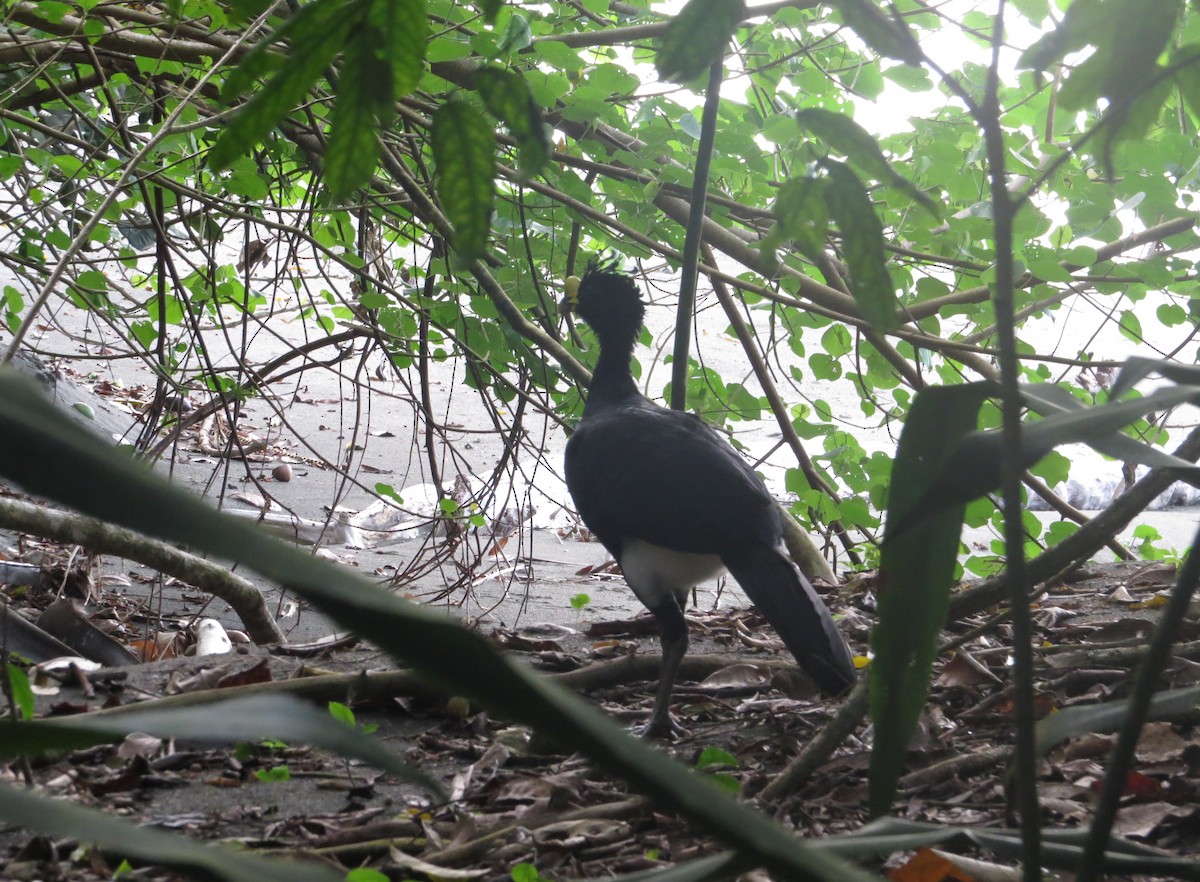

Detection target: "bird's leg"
[639, 594, 690, 739]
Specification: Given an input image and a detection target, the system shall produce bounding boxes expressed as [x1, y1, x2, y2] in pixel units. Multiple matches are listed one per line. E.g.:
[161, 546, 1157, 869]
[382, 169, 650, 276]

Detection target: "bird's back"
[565, 398, 781, 559]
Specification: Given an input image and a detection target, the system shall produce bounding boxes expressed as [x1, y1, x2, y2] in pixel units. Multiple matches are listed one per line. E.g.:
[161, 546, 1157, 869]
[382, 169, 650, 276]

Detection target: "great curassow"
[562, 261, 856, 738]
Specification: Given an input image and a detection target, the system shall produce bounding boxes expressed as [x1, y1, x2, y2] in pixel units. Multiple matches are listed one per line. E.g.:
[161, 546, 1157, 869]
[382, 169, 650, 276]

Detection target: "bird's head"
[561, 260, 646, 341]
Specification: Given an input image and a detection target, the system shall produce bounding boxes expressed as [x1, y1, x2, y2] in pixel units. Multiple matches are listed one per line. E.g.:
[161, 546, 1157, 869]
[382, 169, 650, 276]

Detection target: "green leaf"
[836, 0, 922, 65]
[0, 781, 344, 882]
[211, 0, 357, 169]
[1118, 309, 1143, 343]
[255, 765, 292, 782]
[678, 111, 702, 140]
[0, 371, 877, 882]
[771, 176, 829, 260]
[228, 0, 273, 20]
[75, 270, 108, 292]
[820, 324, 852, 359]
[325, 24, 391, 202]
[1051, 0, 1182, 111]
[5, 665, 33, 721]
[820, 160, 898, 331]
[480, 0, 503, 24]
[793, 109, 939, 214]
[0, 694, 438, 793]
[1171, 44, 1200, 121]
[1028, 448, 1070, 488]
[1018, 0, 1112, 72]
[476, 67, 551, 180]
[1110, 354, 1200, 399]
[323, 0, 427, 198]
[894, 382, 1200, 535]
[219, 0, 335, 101]
[871, 383, 992, 817]
[376, 0, 427, 97]
[697, 747, 737, 769]
[431, 95, 496, 264]
[346, 869, 390, 882]
[1036, 684, 1200, 759]
[818, 816, 1200, 877]
[656, 0, 745, 83]
[496, 11, 532, 55]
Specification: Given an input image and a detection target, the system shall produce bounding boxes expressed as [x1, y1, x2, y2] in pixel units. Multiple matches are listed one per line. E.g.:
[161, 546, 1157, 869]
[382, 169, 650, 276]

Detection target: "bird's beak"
[559, 275, 581, 317]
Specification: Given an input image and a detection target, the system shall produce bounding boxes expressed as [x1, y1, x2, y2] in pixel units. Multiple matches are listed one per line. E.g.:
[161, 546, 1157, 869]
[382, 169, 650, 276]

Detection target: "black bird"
[562, 261, 856, 737]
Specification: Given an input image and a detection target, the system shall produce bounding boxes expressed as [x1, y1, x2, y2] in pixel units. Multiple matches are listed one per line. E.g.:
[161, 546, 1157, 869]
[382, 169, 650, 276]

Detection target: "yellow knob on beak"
[560, 275, 581, 316]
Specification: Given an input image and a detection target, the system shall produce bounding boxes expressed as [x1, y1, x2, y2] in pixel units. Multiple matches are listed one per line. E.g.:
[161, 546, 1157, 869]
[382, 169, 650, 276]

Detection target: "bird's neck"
[586, 335, 641, 410]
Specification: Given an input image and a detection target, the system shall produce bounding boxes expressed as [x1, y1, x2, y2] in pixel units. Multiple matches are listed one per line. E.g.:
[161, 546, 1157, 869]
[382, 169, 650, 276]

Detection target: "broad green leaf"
[497, 11, 532, 55]
[1087, 77, 1174, 178]
[819, 817, 1200, 877]
[1010, 0, 1050, 25]
[480, 0, 503, 24]
[1018, 0, 1112, 72]
[476, 67, 551, 180]
[374, 0, 427, 97]
[5, 665, 33, 721]
[836, 0, 921, 65]
[219, 0, 344, 102]
[794, 108, 938, 214]
[820, 160, 898, 331]
[0, 694, 439, 793]
[0, 369, 877, 882]
[894, 382, 1200, 535]
[820, 324, 852, 359]
[771, 176, 829, 259]
[228, 0, 273, 20]
[75, 269, 108, 291]
[431, 95, 496, 263]
[1110, 354, 1200, 399]
[1171, 44, 1200, 121]
[325, 25, 391, 201]
[871, 382, 991, 817]
[1035, 684, 1200, 758]
[678, 111, 702, 140]
[656, 0, 745, 83]
[0, 781, 345, 882]
[1118, 309, 1144, 343]
[211, 0, 357, 169]
[1052, 0, 1181, 110]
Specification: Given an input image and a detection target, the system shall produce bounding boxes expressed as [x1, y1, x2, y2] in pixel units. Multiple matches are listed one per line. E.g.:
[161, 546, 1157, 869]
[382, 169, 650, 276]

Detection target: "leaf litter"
[3, 541, 1200, 881]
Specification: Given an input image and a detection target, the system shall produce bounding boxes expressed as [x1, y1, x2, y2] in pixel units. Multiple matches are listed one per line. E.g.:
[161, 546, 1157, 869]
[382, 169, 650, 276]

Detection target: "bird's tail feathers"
[722, 545, 856, 695]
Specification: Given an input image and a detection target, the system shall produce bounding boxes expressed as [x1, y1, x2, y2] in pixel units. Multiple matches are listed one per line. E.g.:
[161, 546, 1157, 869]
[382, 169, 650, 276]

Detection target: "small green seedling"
[512, 862, 551, 882]
[254, 765, 291, 783]
[5, 663, 34, 721]
[329, 700, 378, 734]
[696, 747, 740, 795]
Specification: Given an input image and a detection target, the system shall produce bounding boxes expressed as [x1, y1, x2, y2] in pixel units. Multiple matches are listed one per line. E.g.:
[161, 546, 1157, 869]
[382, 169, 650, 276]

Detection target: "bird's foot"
[635, 714, 690, 741]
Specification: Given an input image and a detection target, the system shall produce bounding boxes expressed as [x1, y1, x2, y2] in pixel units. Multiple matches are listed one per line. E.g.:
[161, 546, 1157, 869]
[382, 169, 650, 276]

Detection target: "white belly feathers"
[619, 538, 725, 606]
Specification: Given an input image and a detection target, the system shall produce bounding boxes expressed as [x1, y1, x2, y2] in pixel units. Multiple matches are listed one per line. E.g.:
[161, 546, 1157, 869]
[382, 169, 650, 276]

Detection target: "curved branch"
[0, 496, 285, 644]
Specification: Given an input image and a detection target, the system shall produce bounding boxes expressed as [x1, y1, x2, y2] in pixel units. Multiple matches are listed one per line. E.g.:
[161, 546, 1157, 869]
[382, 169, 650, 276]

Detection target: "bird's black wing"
[564, 400, 780, 557]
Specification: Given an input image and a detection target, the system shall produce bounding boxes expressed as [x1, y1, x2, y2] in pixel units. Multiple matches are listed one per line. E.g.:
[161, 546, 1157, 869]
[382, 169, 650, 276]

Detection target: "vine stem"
[977, 2, 1042, 876]
[669, 60, 723, 411]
